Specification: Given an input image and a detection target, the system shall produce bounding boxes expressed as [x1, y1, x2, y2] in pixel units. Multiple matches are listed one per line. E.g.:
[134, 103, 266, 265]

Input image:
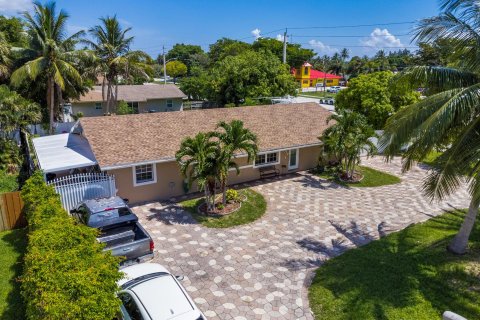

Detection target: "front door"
[288, 149, 299, 170]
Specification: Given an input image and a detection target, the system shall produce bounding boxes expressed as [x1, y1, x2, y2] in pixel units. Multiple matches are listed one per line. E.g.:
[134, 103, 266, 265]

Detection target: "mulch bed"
[339, 171, 364, 183]
[198, 201, 241, 216]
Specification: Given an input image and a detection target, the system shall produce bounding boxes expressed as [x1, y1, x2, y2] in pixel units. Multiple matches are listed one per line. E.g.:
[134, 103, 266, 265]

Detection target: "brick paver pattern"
[132, 157, 471, 320]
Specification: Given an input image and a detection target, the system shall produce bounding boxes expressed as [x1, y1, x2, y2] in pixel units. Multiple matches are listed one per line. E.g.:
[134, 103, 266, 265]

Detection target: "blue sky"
[1, 0, 439, 58]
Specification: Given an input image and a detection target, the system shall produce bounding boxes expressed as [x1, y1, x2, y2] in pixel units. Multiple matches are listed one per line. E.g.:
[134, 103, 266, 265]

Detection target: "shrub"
[226, 189, 239, 202]
[21, 171, 122, 320]
[116, 100, 133, 115]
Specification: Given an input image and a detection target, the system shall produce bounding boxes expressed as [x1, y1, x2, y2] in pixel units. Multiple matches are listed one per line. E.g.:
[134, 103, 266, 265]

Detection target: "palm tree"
[322, 110, 376, 180]
[85, 16, 149, 114]
[381, 0, 480, 254]
[213, 120, 258, 205]
[339, 48, 350, 80]
[10, 1, 84, 134]
[0, 32, 11, 81]
[176, 132, 219, 212]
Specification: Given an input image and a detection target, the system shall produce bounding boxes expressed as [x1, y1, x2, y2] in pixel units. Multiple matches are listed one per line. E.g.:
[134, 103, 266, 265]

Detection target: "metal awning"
[32, 133, 97, 173]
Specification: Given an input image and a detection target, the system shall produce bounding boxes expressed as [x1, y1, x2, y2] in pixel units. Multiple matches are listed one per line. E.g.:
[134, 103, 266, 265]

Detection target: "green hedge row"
[21, 172, 122, 320]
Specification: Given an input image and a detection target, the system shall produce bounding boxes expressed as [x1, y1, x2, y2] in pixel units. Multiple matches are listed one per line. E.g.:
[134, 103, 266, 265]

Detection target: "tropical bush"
[226, 189, 239, 203]
[21, 172, 122, 320]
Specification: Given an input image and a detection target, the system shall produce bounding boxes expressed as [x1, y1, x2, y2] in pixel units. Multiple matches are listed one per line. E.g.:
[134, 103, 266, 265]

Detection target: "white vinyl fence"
[47, 173, 116, 211]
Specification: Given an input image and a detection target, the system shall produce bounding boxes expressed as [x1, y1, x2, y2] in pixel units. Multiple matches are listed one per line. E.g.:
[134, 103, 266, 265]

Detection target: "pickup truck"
[70, 196, 154, 265]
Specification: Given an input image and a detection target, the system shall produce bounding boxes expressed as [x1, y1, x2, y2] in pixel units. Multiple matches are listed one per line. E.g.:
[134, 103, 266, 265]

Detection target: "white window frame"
[253, 152, 280, 168]
[288, 148, 299, 170]
[132, 163, 157, 187]
[95, 102, 102, 110]
[166, 100, 173, 108]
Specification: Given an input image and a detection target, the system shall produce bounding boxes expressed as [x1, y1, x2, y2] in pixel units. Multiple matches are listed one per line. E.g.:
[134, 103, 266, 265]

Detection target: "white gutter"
[100, 142, 323, 171]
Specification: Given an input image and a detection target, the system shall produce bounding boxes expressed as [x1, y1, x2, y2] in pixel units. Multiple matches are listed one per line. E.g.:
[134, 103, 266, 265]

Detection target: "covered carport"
[32, 133, 98, 179]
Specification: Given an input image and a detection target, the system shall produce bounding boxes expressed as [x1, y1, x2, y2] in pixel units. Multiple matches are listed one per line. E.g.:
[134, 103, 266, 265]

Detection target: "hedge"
[21, 172, 122, 320]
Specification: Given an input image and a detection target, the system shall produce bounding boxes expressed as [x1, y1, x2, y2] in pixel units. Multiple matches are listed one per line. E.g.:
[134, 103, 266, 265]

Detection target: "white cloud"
[251, 28, 261, 40]
[276, 34, 286, 42]
[0, 0, 32, 14]
[360, 28, 404, 50]
[308, 39, 338, 55]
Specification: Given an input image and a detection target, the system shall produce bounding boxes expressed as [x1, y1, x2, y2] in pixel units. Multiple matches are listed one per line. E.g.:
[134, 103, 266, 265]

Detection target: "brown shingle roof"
[75, 84, 187, 103]
[79, 103, 332, 169]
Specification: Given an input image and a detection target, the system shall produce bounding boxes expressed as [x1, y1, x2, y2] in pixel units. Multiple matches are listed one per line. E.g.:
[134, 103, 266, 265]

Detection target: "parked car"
[70, 196, 154, 264]
[118, 263, 207, 320]
[326, 86, 341, 93]
[320, 98, 335, 105]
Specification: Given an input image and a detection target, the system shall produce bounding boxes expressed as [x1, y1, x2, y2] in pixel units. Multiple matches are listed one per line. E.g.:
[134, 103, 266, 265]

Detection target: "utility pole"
[282, 28, 287, 64]
[163, 45, 167, 85]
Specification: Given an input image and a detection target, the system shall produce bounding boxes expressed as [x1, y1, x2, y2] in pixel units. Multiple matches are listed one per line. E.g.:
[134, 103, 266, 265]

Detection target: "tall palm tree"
[10, 1, 84, 134]
[381, 0, 480, 254]
[339, 48, 350, 80]
[213, 120, 258, 205]
[85, 16, 149, 114]
[176, 132, 219, 212]
[322, 110, 376, 180]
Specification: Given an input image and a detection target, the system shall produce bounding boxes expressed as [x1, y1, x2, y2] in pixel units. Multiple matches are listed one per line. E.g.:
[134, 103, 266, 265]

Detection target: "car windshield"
[89, 207, 131, 225]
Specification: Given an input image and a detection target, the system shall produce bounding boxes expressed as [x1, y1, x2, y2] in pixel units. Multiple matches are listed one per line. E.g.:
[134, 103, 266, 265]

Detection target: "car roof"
[131, 275, 199, 320]
[119, 263, 171, 287]
[82, 196, 126, 213]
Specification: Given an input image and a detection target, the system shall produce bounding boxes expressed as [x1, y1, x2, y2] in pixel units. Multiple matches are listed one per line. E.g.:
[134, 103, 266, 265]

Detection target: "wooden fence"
[0, 191, 26, 232]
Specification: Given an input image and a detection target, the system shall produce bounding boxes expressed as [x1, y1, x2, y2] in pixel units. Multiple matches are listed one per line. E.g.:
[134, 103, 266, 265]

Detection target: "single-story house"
[71, 84, 187, 117]
[33, 103, 333, 203]
[292, 62, 343, 88]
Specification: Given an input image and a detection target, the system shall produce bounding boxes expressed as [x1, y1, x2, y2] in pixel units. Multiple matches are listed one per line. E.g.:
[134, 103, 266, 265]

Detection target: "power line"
[290, 33, 412, 38]
[287, 21, 416, 30]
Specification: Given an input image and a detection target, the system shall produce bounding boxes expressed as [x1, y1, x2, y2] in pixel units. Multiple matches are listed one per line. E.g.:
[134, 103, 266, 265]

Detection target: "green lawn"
[180, 188, 267, 228]
[0, 172, 18, 194]
[316, 166, 401, 187]
[422, 150, 443, 167]
[298, 91, 336, 98]
[309, 209, 480, 320]
[0, 228, 27, 320]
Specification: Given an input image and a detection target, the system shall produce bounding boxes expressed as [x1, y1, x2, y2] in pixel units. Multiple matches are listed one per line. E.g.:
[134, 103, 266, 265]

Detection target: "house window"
[304, 67, 308, 75]
[303, 80, 308, 84]
[95, 102, 102, 110]
[254, 152, 279, 167]
[133, 163, 156, 186]
[166, 100, 173, 108]
[326, 79, 333, 84]
[127, 102, 139, 114]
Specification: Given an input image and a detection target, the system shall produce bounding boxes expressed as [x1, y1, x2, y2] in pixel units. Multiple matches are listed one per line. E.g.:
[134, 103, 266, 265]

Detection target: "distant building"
[292, 62, 342, 88]
[71, 84, 187, 117]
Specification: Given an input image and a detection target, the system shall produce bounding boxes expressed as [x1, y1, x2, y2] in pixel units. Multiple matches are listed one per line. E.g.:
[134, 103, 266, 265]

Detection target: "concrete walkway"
[132, 157, 470, 320]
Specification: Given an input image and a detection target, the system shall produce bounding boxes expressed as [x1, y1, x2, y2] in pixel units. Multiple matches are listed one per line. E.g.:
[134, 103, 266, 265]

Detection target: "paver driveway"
[132, 157, 471, 320]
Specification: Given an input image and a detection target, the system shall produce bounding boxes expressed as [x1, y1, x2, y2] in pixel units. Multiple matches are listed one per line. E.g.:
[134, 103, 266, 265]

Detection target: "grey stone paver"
[132, 157, 470, 320]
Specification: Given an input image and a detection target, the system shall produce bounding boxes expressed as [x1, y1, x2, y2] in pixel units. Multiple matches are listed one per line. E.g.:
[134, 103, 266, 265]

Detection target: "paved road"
[132, 157, 470, 320]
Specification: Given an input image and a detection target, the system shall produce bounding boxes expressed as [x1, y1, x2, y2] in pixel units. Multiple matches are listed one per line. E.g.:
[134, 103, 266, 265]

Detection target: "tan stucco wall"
[107, 145, 322, 204]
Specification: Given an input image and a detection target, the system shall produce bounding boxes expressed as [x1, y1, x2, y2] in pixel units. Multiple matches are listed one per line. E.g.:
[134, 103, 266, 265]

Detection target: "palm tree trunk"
[48, 77, 55, 134]
[106, 83, 112, 114]
[448, 198, 479, 254]
[222, 179, 227, 206]
[114, 83, 119, 113]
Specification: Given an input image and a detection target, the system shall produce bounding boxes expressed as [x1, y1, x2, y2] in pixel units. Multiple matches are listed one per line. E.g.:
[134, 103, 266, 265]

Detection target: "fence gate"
[0, 191, 26, 232]
[47, 173, 116, 211]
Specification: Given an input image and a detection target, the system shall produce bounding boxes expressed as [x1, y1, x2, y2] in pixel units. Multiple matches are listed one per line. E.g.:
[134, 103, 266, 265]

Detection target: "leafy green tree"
[0, 32, 11, 81]
[210, 50, 297, 106]
[381, 0, 480, 254]
[179, 68, 211, 100]
[335, 71, 420, 128]
[213, 120, 258, 205]
[116, 100, 133, 115]
[10, 1, 84, 134]
[166, 60, 187, 83]
[176, 132, 219, 212]
[0, 16, 27, 47]
[322, 110, 376, 180]
[162, 43, 207, 74]
[252, 38, 315, 67]
[208, 38, 252, 64]
[86, 16, 149, 114]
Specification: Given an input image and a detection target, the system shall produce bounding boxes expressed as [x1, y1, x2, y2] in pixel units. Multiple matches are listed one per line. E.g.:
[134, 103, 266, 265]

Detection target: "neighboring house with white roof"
[71, 84, 187, 117]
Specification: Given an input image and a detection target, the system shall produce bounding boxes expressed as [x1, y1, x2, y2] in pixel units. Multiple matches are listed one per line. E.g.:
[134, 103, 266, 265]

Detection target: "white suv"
[118, 263, 207, 320]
